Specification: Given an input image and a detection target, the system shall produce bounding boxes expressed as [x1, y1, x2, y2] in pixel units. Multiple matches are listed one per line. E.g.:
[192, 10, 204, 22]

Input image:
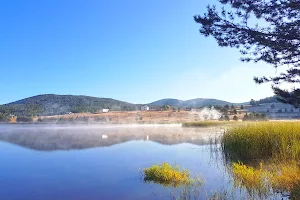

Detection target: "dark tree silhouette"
[194, 0, 300, 107]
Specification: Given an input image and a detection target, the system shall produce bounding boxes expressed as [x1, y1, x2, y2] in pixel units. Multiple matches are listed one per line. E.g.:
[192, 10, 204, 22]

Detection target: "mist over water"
[0, 124, 233, 200]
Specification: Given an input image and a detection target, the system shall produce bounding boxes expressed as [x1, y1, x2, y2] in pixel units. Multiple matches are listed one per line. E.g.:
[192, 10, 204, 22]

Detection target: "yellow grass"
[232, 162, 300, 199]
[182, 120, 235, 127]
[143, 163, 196, 188]
[222, 121, 300, 162]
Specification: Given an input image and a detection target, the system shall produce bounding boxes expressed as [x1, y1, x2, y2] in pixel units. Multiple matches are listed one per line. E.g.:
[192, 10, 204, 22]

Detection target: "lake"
[0, 124, 282, 199]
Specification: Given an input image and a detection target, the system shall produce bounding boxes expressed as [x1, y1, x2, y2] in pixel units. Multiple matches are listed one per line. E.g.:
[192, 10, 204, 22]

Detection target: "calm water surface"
[0, 124, 252, 199]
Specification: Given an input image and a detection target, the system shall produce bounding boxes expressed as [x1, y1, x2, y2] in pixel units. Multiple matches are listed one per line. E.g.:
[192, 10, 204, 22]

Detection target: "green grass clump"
[143, 163, 195, 187]
[182, 121, 233, 127]
[222, 121, 300, 162]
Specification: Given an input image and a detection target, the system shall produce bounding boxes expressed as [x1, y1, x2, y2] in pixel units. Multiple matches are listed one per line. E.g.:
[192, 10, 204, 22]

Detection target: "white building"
[141, 105, 149, 111]
[100, 109, 109, 113]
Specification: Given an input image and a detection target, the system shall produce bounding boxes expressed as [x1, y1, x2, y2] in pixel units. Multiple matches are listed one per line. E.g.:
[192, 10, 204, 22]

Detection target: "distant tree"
[163, 105, 171, 111]
[267, 109, 269, 113]
[290, 108, 294, 112]
[285, 108, 288, 112]
[221, 107, 228, 114]
[271, 104, 276, 109]
[250, 99, 256, 106]
[242, 113, 248, 121]
[224, 104, 230, 110]
[240, 105, 244, 110]
[233, 115, 238, 121]
[0, 114, 8, 122]
[278, 109, 283, 113]
[224, 115, 230, 121]
[233, 109, 237, 115]
[219, 115, 224, 121]
[243, 112, 267, 121]
[231, 104, 235, 109]
[214, 105, 222, 110]
[194, 0, 300, 107]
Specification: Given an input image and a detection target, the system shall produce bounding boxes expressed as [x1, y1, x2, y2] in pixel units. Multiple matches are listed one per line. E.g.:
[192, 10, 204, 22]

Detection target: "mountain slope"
[149, 98, 236, 108]
[5, 94, 139, 116]
[149, 99, 184, 107]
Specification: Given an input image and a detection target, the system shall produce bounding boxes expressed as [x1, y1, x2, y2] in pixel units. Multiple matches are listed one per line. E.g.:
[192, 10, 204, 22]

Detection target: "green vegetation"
[162, 105, 171, 111]
[232, 162, 300, 199]
[182, 120, 240, 127]
[1, 94, 139, 116]
[195, 1, 300, 107]
[0, 113, 9, 122]
[250, 99, 260, 107]
[143, 163, 195, 187]
[222, 121, 300, 199]
[232, 162, 272, 196]
[222, 122, 300, 162]
[0, 104, 42, 119]
[149, 98, 234, 109]
[219, 115, 230, 121]
[242, 113, 267, 121]
[182, 121, 233, 128]
[143, 163, 203, 188]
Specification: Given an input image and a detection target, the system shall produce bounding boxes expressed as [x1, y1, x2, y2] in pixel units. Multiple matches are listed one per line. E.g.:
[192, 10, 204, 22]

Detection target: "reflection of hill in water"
[0, 125, 223, 151]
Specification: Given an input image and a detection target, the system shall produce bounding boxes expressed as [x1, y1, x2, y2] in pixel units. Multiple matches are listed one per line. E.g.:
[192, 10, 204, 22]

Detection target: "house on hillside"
[141, 105, 149, 111]
[99, 109, 109, 113]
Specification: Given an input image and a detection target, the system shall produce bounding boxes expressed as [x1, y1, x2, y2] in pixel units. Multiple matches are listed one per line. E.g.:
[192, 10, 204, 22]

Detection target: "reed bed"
[222, 121, 300, 199]
[182, 121, 236, 128]
[222, 121, 300, 162]
[232, 161, 300, 199]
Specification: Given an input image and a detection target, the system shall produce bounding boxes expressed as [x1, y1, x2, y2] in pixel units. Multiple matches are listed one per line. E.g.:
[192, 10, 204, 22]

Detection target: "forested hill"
[0, 94, 282, 120]
[149, 98, 236, 108]
[257, 96, 279, 104]
[2, 94, 139, 116]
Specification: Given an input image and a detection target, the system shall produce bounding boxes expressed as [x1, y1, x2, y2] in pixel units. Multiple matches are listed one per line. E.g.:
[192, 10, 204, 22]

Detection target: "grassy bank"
[222, 121, 300, 162]
[222, 121, 300, 199]
[182, 121, 234, 127]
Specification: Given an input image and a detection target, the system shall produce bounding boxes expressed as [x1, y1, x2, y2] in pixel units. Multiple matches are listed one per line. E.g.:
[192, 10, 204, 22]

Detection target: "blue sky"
[0, 0, 278, 104]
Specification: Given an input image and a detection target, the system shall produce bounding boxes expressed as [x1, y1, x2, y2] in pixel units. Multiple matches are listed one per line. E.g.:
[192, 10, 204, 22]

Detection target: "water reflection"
[0, 124, 223, 151]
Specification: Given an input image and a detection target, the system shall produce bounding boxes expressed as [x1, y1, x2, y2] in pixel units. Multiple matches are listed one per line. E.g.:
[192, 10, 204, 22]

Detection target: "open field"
[33, 110, 248, 124]
[37, 111, 192, 124]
